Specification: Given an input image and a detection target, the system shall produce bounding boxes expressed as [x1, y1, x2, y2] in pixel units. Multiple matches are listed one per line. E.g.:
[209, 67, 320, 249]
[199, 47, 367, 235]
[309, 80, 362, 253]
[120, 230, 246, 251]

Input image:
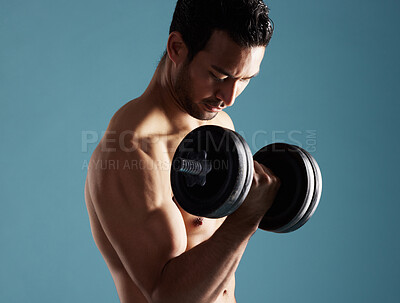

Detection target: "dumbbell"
[170, 125, 322, 233]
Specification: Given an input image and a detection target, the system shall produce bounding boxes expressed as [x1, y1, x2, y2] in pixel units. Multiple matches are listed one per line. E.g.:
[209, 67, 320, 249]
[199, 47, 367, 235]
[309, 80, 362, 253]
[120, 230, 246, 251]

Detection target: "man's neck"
[141, 56, 203, 133]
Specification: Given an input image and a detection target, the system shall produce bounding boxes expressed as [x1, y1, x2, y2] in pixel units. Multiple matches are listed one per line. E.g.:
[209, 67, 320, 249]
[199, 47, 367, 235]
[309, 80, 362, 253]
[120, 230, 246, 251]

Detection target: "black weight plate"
[274, 145, 315, 233]
[227, 130, 254, 215]
[171, 125, 248, 218]
[270, 144, 316, 233]
[255, 143, 315, 233]
[284, 146, 322, 232]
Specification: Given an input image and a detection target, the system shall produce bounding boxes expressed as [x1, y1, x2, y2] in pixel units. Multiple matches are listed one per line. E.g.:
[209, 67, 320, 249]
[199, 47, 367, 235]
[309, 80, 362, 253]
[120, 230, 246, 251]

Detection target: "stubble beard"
[174, 62, 218, 121]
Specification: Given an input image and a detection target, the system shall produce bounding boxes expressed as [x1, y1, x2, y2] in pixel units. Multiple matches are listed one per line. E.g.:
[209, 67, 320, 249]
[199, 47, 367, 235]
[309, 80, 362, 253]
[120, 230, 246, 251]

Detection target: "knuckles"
[253, 170, 280, 188]
[252, 161, 280, 190]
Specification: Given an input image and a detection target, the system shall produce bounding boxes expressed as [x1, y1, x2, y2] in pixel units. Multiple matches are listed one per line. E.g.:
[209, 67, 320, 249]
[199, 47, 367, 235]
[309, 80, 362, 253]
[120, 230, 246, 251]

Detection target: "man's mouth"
[203, 103, 223, 112]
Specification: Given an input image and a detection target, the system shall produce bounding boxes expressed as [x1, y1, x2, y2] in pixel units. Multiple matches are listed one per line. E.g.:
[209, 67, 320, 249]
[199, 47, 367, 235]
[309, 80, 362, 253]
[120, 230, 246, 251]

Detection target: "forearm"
[151, 211, 258, 303]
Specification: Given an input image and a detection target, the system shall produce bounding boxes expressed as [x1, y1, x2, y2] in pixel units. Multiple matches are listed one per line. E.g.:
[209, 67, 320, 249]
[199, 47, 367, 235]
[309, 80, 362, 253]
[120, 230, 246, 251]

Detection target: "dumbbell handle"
[174, 157, 205, 176]
[173, 157, 213, 187]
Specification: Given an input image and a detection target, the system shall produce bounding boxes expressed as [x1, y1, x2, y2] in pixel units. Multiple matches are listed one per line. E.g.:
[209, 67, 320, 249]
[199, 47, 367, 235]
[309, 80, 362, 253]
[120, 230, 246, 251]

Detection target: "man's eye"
[210, 72, 226, 82]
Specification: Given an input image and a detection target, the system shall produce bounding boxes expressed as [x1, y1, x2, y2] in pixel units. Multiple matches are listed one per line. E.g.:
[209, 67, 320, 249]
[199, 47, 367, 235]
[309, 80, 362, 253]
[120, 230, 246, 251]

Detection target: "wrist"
[222, 210, 259, 239]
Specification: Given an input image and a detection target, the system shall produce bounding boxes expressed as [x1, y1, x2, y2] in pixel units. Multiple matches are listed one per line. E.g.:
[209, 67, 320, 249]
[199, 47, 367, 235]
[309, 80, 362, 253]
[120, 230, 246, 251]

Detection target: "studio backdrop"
[1, 0, 399, 302]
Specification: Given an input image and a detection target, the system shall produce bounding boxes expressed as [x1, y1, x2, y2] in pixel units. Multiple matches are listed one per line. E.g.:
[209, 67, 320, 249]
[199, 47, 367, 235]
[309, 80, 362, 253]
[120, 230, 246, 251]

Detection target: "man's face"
[174, 30, 265, 121]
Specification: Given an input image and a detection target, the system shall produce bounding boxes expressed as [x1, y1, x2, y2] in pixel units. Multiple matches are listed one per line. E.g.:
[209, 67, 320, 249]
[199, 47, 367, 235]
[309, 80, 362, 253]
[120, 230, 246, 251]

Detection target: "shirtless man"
[85, 0, 280, 302]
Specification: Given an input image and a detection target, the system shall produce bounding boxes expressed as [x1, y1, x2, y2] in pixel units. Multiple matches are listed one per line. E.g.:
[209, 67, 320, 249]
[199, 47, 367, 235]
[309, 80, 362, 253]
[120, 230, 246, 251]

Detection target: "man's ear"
[167, 31, 188, 65]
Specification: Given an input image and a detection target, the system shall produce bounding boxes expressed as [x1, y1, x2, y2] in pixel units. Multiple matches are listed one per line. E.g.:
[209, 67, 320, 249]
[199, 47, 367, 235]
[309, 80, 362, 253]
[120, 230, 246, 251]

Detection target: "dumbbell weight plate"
[254, 143, 315, 233]
[216, 128, 254, 217]
[229, 130, 254, 215]
[284, 146, 322, 232]
[171, 125, 253, 218]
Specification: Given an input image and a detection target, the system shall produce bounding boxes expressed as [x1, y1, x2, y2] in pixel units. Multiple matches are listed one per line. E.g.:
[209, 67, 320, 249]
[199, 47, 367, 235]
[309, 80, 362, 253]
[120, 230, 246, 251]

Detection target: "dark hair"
[169, 0, 274, 61]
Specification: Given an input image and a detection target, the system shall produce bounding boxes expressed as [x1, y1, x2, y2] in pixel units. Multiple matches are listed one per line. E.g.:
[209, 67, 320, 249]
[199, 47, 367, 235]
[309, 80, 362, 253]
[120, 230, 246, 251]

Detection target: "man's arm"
[87, 136, 278, 303]
[153, 204, 257, 302]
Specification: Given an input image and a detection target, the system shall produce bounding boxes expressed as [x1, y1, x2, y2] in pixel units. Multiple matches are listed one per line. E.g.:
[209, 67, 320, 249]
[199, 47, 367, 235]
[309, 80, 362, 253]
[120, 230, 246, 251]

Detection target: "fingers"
[254, 161, 273, 175]
[253, 160, 281, 187]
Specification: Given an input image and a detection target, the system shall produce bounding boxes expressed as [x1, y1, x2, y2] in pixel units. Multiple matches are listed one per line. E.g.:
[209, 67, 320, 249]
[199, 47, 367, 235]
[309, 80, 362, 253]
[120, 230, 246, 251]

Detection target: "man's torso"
[85, 98, 236, 302]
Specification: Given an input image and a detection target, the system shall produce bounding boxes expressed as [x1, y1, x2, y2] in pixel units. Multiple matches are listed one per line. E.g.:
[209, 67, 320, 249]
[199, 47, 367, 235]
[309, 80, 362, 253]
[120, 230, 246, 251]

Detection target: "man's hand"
[234, 161, 281, 227]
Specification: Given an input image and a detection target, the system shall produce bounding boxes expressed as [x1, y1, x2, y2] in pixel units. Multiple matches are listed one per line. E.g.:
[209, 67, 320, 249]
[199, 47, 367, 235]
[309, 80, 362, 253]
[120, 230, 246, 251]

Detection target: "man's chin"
[185, 103, 219, 121]
[195, 111, 219, 121]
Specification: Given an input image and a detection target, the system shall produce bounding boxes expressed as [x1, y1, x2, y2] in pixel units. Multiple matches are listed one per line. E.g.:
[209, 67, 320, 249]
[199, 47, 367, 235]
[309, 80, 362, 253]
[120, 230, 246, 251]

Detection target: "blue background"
[1, 0, 399, 302]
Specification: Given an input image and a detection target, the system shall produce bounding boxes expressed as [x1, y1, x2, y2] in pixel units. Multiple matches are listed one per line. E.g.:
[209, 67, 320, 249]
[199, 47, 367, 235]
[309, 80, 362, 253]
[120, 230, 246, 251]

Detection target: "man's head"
[170, 0, 274, 62]
[166, 0, 273, 120]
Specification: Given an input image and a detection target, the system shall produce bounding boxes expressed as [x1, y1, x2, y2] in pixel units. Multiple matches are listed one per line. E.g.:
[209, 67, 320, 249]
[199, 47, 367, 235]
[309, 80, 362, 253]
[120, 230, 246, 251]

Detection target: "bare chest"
[149, 133, 227, 250]
[175, 202, 225, 250]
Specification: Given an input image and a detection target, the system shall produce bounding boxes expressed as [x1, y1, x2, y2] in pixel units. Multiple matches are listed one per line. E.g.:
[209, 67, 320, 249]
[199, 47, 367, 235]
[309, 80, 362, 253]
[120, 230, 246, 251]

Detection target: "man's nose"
[216, 80, 239, 107]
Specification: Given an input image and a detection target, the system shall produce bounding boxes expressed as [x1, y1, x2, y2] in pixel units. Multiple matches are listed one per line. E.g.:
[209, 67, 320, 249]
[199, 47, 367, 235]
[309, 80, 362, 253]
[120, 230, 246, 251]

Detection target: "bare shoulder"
[212, 111, 235, 131]
[106, 97, 172, 137]
[87, 142, 171, 212]
[106, 98, 145, 132]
